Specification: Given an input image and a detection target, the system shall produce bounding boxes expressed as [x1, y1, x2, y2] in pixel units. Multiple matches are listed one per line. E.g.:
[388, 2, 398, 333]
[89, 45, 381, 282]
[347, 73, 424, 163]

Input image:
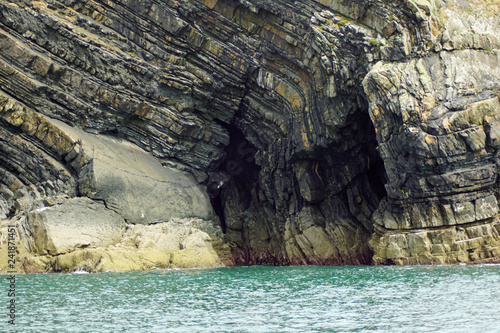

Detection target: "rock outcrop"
[0, 92, 224, 272]
[0, 0, 499, 272]
[365, 51, 500, 264]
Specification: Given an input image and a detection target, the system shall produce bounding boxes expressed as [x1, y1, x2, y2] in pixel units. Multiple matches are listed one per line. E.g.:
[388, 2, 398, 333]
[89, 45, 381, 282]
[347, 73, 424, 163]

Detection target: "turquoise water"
[3, 265, 500, 332]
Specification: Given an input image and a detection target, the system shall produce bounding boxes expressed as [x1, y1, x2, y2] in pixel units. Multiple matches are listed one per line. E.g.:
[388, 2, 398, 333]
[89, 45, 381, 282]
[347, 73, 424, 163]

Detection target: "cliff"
[0, 0, 499, 272]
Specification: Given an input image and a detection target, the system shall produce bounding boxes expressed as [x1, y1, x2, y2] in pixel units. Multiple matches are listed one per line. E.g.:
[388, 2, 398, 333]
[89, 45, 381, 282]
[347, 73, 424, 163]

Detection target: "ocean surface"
[3, 264, 500, 332]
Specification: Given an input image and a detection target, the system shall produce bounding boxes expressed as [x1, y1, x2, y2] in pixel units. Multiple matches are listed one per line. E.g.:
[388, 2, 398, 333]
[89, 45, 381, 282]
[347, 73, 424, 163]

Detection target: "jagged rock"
[49, 219, 224, 272]
[0, 0, 499, 271]
[0, 213, 225, 273]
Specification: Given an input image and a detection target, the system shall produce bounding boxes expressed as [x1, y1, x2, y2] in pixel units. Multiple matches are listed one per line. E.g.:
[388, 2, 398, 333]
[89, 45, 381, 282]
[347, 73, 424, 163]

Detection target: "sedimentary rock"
[27, 197, 126, 256]
[0, 90, 223, 271]
[0, 0, 499, 272]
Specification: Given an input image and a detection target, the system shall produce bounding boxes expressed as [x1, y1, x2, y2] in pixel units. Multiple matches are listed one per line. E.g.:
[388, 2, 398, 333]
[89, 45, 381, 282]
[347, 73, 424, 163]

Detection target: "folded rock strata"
[0, 0, 499, 272]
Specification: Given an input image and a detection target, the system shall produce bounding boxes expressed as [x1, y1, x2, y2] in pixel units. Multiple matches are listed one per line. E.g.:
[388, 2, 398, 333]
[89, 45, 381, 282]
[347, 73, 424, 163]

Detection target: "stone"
[49, 118, 216, 225]
[48, 219, 223, 272]
[26, 197, 126, 255]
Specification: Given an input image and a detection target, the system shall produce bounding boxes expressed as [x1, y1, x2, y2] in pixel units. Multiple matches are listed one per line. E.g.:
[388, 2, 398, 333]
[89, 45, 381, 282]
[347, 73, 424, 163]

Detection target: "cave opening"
[315, 103, 388, 240]
[327, 106, 388, 204]
[351, 102, 388, 204]
[208, 122, 261, 234]
[364, 120, 388, 203]
[366, 143, 388, 202]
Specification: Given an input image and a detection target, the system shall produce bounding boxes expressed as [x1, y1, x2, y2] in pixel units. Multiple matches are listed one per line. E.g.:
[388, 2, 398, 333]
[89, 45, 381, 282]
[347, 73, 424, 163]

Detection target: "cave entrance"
[343, 101, 388, 204]
[363, 115, 388, 203]
[342, 104, 388, 237]
[208, 122, 261, 234]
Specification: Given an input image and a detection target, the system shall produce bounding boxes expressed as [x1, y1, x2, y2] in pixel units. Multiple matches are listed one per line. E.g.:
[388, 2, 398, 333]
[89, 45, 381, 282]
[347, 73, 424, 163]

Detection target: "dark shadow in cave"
[207, 122, 261, 234]
[347, 101, 388, 204]
[363, 119, 388, 203]
[366, 144, 388, 202]
[321, 106, 388, 205]
[312, 103, 388, 240]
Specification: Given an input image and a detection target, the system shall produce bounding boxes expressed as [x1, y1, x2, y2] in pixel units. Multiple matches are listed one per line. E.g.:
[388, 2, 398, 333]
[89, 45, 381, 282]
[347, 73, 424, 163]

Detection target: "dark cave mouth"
[318, 108, 388, 206]
[205, 103, 387, 250]
[207, 111, 388, 233]
[351, 106, 388, 203]
[208, 122, 261, 234]
[366, 145, 388, 202]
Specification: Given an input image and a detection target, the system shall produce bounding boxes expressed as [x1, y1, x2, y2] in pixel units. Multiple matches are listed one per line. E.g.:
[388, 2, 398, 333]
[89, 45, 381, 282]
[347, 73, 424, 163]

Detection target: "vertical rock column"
[364, 52, 500, 264]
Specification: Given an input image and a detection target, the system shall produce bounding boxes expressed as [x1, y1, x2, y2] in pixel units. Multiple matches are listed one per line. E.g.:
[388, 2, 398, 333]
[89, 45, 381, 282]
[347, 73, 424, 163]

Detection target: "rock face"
[49, 117, 216, 225]
[0, 0, 499, 272]
[0, 93, 223, 272]
[27, 197, 126, 255]
[365, 52, 500, 264]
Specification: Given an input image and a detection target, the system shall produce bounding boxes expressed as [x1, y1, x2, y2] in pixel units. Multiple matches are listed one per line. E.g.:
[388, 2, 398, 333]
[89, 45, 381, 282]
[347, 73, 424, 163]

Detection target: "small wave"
[73, 268, 89, 274]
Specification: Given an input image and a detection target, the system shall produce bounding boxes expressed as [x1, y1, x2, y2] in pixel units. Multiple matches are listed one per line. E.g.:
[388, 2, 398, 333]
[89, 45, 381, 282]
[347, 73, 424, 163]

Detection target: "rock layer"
[364, 50, 500, 264]
[0, 0, 499, 272]
[0, 91, 223, 272]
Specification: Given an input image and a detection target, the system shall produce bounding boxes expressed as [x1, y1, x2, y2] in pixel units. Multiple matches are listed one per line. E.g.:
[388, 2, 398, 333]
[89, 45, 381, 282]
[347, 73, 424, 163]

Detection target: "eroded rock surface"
[0, 0, 499, 272]
[27, 197, 126, 256]
[0, 94, 223, 272]
[364, 14, 500, 264]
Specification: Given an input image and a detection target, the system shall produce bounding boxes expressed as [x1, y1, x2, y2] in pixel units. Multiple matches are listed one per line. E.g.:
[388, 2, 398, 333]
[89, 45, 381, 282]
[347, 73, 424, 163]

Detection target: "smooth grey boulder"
[49, 118, 216, 225]
[27, 197, 126, 255]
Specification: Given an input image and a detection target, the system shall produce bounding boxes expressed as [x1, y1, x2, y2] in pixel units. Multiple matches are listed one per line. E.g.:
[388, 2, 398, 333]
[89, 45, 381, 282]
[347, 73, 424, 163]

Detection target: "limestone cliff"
[0, 0, 499, 272]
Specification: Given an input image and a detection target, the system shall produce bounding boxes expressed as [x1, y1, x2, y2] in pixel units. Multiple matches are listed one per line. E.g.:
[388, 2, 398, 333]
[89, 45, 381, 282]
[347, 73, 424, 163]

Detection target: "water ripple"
[4, 265, 500, 332]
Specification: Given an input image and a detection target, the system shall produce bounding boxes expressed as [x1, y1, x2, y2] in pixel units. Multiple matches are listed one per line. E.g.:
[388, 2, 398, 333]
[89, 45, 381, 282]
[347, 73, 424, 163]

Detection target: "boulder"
[27, 197, 126, 255]
[49, 219, 224, 272]
[49, 118, 216, 225]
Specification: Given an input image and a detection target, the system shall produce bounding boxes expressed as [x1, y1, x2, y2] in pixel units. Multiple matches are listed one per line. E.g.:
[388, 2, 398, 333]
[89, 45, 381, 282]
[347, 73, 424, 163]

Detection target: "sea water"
[3, 265, 500, 332]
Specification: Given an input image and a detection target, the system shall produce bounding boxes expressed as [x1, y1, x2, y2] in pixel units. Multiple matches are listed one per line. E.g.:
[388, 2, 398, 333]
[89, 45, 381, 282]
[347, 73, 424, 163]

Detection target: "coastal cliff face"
[0, 0, 499, 272]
